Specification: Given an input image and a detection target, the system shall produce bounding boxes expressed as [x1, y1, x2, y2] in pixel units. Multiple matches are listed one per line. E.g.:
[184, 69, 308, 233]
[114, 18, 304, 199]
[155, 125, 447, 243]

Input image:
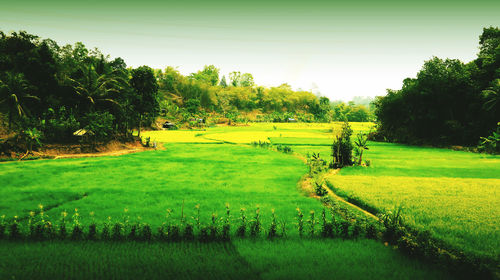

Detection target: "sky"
[1, 0, 500, 101]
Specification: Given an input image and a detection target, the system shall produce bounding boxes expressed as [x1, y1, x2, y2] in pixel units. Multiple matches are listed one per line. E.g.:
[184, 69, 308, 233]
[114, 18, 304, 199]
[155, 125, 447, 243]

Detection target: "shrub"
[314, 180, 328, 197]
[308, 210, 316, 237]
[0, 215, 6, 239]
[307, 153, 328, 175]
[199, 226, 209, 242]
[141, 224, 152, 241]
[209, 213, 219, 241]
[88, 224, 97, 240]
[365, 223, 377, 239]
[268, 209, 278, 239]
[320, 208, 334, 238]
[168, 225, 180, 241]
[9, 216, 21, 240]
[340, 221, 350, 239]
[128, 224, 138, 240]
[183, 223, 194, 240]
[42, 107, 80, 143]
[249, 207, 261, 237]
[222, 204, 231, 241]
[101, 217, 111, 240]
[71, 208, 83, 240]
[87, 212, 97, 240]
[111, 223, 123, 241]
[478, 122, 500, 154]
[331, 120, 353, 168]
[81, 111, 115, 149]
[351, 221, 362, 238]
[296, 208, 304, 237]
[379, 205, 405, 243]
[236, 208, 246, 238]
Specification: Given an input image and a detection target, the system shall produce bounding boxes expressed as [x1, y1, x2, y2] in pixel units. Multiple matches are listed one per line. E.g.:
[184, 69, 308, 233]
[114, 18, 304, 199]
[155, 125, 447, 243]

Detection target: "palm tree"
[0, 72, 39, 132]
[65, 63, 127, 113]
[481, 79, 500, 112]
[354, 132, 369, 165]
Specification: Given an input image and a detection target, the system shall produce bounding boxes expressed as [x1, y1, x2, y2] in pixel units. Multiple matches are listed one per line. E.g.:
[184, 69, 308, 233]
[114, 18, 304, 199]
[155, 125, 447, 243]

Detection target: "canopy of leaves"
[374, 27, 500, 146]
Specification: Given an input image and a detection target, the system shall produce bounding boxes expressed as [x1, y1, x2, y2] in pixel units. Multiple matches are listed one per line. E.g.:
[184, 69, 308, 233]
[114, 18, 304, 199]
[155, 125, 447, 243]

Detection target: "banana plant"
[354, 132, 369, 165]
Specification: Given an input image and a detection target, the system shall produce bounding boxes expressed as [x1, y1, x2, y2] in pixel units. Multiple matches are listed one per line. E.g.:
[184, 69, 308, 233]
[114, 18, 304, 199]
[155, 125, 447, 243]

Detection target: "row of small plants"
[0, 204, 379, 242]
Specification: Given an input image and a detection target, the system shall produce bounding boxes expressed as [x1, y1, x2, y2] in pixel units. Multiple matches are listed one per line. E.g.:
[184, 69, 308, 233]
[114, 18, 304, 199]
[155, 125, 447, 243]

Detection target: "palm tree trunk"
[358, 149, 364, 165]
[138, 114, 142, 138]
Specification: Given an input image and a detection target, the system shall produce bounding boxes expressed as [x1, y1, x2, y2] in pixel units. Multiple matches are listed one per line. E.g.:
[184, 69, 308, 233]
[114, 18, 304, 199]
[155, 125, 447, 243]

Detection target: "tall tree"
[0, 72, 39, 131]
[189, 65, 219, 86]
[219, 75, 227, 88]
[130, 66, 159, 137]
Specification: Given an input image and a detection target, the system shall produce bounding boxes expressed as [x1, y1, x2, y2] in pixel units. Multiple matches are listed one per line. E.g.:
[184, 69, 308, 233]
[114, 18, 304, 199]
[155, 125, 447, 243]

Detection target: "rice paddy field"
[1, 122, 498, 279]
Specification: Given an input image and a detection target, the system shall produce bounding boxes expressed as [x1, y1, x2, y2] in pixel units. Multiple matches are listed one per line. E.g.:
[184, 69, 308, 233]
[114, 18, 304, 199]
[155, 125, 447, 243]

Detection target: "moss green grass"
[0, 240, 453, 280]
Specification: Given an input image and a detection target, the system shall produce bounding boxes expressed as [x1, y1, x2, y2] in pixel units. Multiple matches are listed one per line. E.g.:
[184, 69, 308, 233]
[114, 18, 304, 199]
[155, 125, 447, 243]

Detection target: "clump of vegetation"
[308, 210, 316, 237]
[331, 120, 353, 168]
[276, 144, 293, 154]
[314, 179, 328, 197]
[307, 153, 328, 176]
[236, 208, 247, 238]
[249, 207, 261, 237]
[378, 205, 405, 243]
[251, 140, 271, 149]
[353, 132, 370, 165]
[296, 208, 304, 237]
[320, 208, 335, 238]
[374, 27, 500, 147]
[478, 122, 500, 154]
[267, 209, 278, 239]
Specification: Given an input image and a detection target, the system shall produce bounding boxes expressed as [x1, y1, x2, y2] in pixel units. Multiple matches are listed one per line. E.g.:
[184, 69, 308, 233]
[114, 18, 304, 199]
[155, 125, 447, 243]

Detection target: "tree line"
[0, 31, 159, 152]
[0, 30, 375, 154]
[374, 27, 500, 149]
[155, 66, 374, 124]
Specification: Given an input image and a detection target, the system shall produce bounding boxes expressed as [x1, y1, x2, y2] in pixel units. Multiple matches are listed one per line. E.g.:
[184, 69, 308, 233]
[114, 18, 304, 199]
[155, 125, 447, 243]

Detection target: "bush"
[331, 120, 353, 168]
[81, 111, 115, 148]
[478, 122, 500, 154]
[42, 107, 80, 142]
[314, 180, 328, 197]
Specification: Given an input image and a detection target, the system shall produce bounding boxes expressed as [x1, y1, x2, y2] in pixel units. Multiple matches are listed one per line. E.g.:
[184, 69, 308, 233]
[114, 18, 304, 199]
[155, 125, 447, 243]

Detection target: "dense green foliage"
[156, 67, 374, 124]
[374, 27, 500, 147]
[331, 121, 354, 168]
[0, 31, 159, 148]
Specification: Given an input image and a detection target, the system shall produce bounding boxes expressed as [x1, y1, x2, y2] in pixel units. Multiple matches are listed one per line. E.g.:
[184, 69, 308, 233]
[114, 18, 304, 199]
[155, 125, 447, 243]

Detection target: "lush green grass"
[0, 240, 453, 280]
[1, 122, 495, 278]
[0, 241, 257, 280]
[234, 239, 452, 280]
[325, 141, 500, 259]
[0, 143, 324, 230]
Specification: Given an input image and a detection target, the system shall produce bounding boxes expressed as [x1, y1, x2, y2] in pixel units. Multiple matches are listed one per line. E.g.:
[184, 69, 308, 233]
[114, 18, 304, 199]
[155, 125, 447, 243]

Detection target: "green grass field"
[324, 142, 500, 260]
[0, 240, 451, 280]
[1, 122, 497, 278]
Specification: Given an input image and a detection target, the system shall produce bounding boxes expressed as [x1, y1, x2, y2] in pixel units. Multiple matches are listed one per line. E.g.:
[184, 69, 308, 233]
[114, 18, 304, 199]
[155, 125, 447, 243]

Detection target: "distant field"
[141, 122, 375, 145]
